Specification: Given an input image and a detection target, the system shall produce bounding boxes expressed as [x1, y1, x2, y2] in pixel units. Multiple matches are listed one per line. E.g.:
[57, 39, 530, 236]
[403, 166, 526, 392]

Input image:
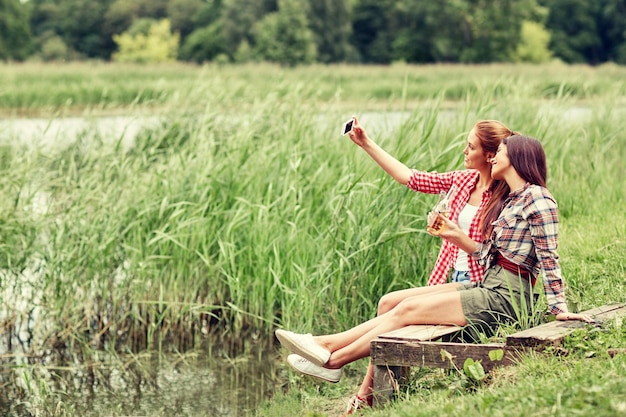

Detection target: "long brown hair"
[473, 120, 516, 156]
[480, 135, 548, 237]
[473, 120, 516, 238]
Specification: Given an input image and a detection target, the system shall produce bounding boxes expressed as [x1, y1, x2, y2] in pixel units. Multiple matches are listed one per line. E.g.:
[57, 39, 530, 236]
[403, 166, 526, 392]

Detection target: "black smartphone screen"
[342, 119, 354, 135]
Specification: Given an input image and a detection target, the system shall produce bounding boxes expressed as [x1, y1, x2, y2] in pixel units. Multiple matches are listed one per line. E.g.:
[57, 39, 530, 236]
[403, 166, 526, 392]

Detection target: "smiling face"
[463, 128, 492, 170]
[490, 143, 512, 180]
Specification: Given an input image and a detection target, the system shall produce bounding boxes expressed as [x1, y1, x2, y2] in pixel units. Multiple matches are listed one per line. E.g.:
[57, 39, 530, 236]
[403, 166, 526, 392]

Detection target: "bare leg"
[313, 283, 461, 355]
[325, 290, 466, 369]
[353, 286, 461, 401]
[356, 363, 375, 400]
[377, 285, 456, 314]
[354, 285, 461, 400]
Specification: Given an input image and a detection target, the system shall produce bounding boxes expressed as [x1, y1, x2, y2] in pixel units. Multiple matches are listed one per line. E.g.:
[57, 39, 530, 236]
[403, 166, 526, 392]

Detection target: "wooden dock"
[370, 303, 626, 407]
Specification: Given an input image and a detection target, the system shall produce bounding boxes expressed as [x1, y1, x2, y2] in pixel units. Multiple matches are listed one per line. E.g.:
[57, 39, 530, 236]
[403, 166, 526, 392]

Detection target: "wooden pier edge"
[370, 302, 626, 407]
[371, 340, 522, 406]
[506, 303, 626, 348]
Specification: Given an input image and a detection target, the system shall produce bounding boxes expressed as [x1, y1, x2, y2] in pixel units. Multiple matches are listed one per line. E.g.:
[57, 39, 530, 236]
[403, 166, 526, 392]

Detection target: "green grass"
[0, 62, 625, 416]
[2, 61, 626, 117]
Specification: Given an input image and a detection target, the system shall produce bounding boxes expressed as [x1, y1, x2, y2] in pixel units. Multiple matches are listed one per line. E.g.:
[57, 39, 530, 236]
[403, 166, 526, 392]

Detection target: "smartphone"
[342, 118, 354, 136]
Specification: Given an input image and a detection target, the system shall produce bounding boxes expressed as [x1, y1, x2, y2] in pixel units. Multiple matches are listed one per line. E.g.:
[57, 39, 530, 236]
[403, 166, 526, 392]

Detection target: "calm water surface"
[1, 342, 280, 416]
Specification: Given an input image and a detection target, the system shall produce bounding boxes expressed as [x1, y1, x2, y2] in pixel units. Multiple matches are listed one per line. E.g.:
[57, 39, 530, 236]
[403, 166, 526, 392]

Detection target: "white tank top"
[454, 203, 479, 271]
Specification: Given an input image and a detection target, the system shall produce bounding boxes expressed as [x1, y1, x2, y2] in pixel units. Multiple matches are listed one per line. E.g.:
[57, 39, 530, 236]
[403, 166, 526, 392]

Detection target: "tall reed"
[1, 65, 624, 359]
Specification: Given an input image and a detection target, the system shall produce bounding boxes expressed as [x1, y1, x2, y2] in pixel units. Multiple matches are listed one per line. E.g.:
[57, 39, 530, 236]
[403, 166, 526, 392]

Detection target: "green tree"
[39, 30, 71, 61]
[352, 0, 543, 64]
[458, 0, 525, 62]
[102, 0, 168, 57]
[351, 0, 395, 63]
[179, 21, 226, 63]
[253, 0, 316, 66]
[390, 0, 545, 64]
[540, 0, 603, 64]
[0, 0, 33, 60]
[390, 0, 468, 63]
[112, 18, 179, 63]
[167, 0, 206, 40]
[188, 0, 224, 29]
[444, 0, 543, 63]
[28, 0, 115, 59]
[220, 0, 276, 59]
[598, 0, 626, 64]
[30, 0, 59, 38]
[307, 0, 355, 63]
[170, 0, 224, 60]
[59, 0, 114, 58]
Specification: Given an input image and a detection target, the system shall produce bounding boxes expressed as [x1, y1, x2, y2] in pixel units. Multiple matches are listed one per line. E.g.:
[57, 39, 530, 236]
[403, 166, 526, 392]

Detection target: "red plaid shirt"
[407, 169, 491, 285]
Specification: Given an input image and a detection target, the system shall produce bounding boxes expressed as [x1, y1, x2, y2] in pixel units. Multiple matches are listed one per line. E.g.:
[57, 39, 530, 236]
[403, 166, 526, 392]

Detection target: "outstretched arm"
[555, 312, 596, 323]
[347, 116, 413, 185]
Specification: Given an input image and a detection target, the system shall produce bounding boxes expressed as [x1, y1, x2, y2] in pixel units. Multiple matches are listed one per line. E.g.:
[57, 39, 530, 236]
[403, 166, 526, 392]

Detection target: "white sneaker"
[287, 354, 341, 383]
[275, 329, 331, 366]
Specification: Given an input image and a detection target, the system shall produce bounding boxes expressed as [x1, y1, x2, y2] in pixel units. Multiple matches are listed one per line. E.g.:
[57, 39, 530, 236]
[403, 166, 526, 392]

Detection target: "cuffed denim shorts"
[450, 269, 470, 283]
[457, 264, 534, 336]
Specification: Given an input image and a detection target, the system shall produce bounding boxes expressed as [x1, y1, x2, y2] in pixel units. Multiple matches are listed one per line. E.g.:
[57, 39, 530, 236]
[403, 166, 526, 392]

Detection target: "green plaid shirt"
[474, 183, 568, 314]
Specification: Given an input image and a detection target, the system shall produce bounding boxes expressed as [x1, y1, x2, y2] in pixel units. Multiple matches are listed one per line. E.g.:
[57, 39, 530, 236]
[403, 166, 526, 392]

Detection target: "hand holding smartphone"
[341, 118, 354, 136]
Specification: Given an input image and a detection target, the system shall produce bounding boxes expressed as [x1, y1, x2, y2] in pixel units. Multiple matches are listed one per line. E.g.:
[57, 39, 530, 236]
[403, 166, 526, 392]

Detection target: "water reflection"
[0, 262, 281, 416]
[0, 115, 162, 151]
[1, 341, 279, 417]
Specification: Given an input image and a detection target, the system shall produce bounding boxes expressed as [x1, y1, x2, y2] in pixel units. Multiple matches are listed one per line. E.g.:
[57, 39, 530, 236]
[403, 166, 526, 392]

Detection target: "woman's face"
[463, 129, 490, 170]
[490, 143, 511, 180]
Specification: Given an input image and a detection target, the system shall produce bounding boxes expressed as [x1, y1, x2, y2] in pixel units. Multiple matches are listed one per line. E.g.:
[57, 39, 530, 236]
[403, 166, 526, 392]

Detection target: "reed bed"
[2, 61, 626, 116]
[1, 63, 625, 352]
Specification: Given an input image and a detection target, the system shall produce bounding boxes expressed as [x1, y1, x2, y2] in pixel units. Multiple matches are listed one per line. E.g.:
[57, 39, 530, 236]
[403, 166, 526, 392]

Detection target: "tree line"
[1, 0, 625, 66]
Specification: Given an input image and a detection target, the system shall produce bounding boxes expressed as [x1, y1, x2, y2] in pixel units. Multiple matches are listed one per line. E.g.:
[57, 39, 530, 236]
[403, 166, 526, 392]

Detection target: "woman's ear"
[485, 152, 494, 162]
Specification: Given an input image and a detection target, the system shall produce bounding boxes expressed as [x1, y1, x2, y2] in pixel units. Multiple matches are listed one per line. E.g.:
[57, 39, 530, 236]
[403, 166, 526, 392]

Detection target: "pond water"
[0, 105, 595, 149]
[0, 115, 285, 416]
[1, 342, 279, 416]
[0, 115, 162, 150]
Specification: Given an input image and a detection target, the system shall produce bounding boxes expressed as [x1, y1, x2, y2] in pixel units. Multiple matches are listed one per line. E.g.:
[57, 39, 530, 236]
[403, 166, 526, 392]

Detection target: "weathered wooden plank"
[377, 324, 464, 341]
[370, 303, 626, 409]
[371, 340, 516, 372]
[578, 303, 626, 317]
[506, 303, 626, 348]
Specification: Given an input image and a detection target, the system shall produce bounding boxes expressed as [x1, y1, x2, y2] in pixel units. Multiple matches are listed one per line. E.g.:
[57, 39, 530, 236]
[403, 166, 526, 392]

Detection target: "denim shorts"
[457, 264, 534, 337]
[450, 269, 470, 283]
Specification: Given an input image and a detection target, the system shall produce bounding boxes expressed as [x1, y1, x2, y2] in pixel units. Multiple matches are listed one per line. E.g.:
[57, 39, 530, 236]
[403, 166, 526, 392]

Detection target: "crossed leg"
[277, 282, 468, 405]
[350, 283, 465, 399]
[313, 282, 466, 369]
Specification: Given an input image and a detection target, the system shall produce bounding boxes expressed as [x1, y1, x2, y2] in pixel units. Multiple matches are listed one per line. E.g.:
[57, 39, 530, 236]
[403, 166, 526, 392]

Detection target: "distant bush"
[113, 19, 180, 63]
[515, 21, 552, 63]
[179, 22, 226, 63]
[40, 35, 70, 62]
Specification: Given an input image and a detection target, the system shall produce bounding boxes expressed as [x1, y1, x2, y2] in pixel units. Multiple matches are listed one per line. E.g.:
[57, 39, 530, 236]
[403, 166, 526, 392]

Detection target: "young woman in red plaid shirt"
[347, 116, 513, 286]
[276, 134, 594, 415]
